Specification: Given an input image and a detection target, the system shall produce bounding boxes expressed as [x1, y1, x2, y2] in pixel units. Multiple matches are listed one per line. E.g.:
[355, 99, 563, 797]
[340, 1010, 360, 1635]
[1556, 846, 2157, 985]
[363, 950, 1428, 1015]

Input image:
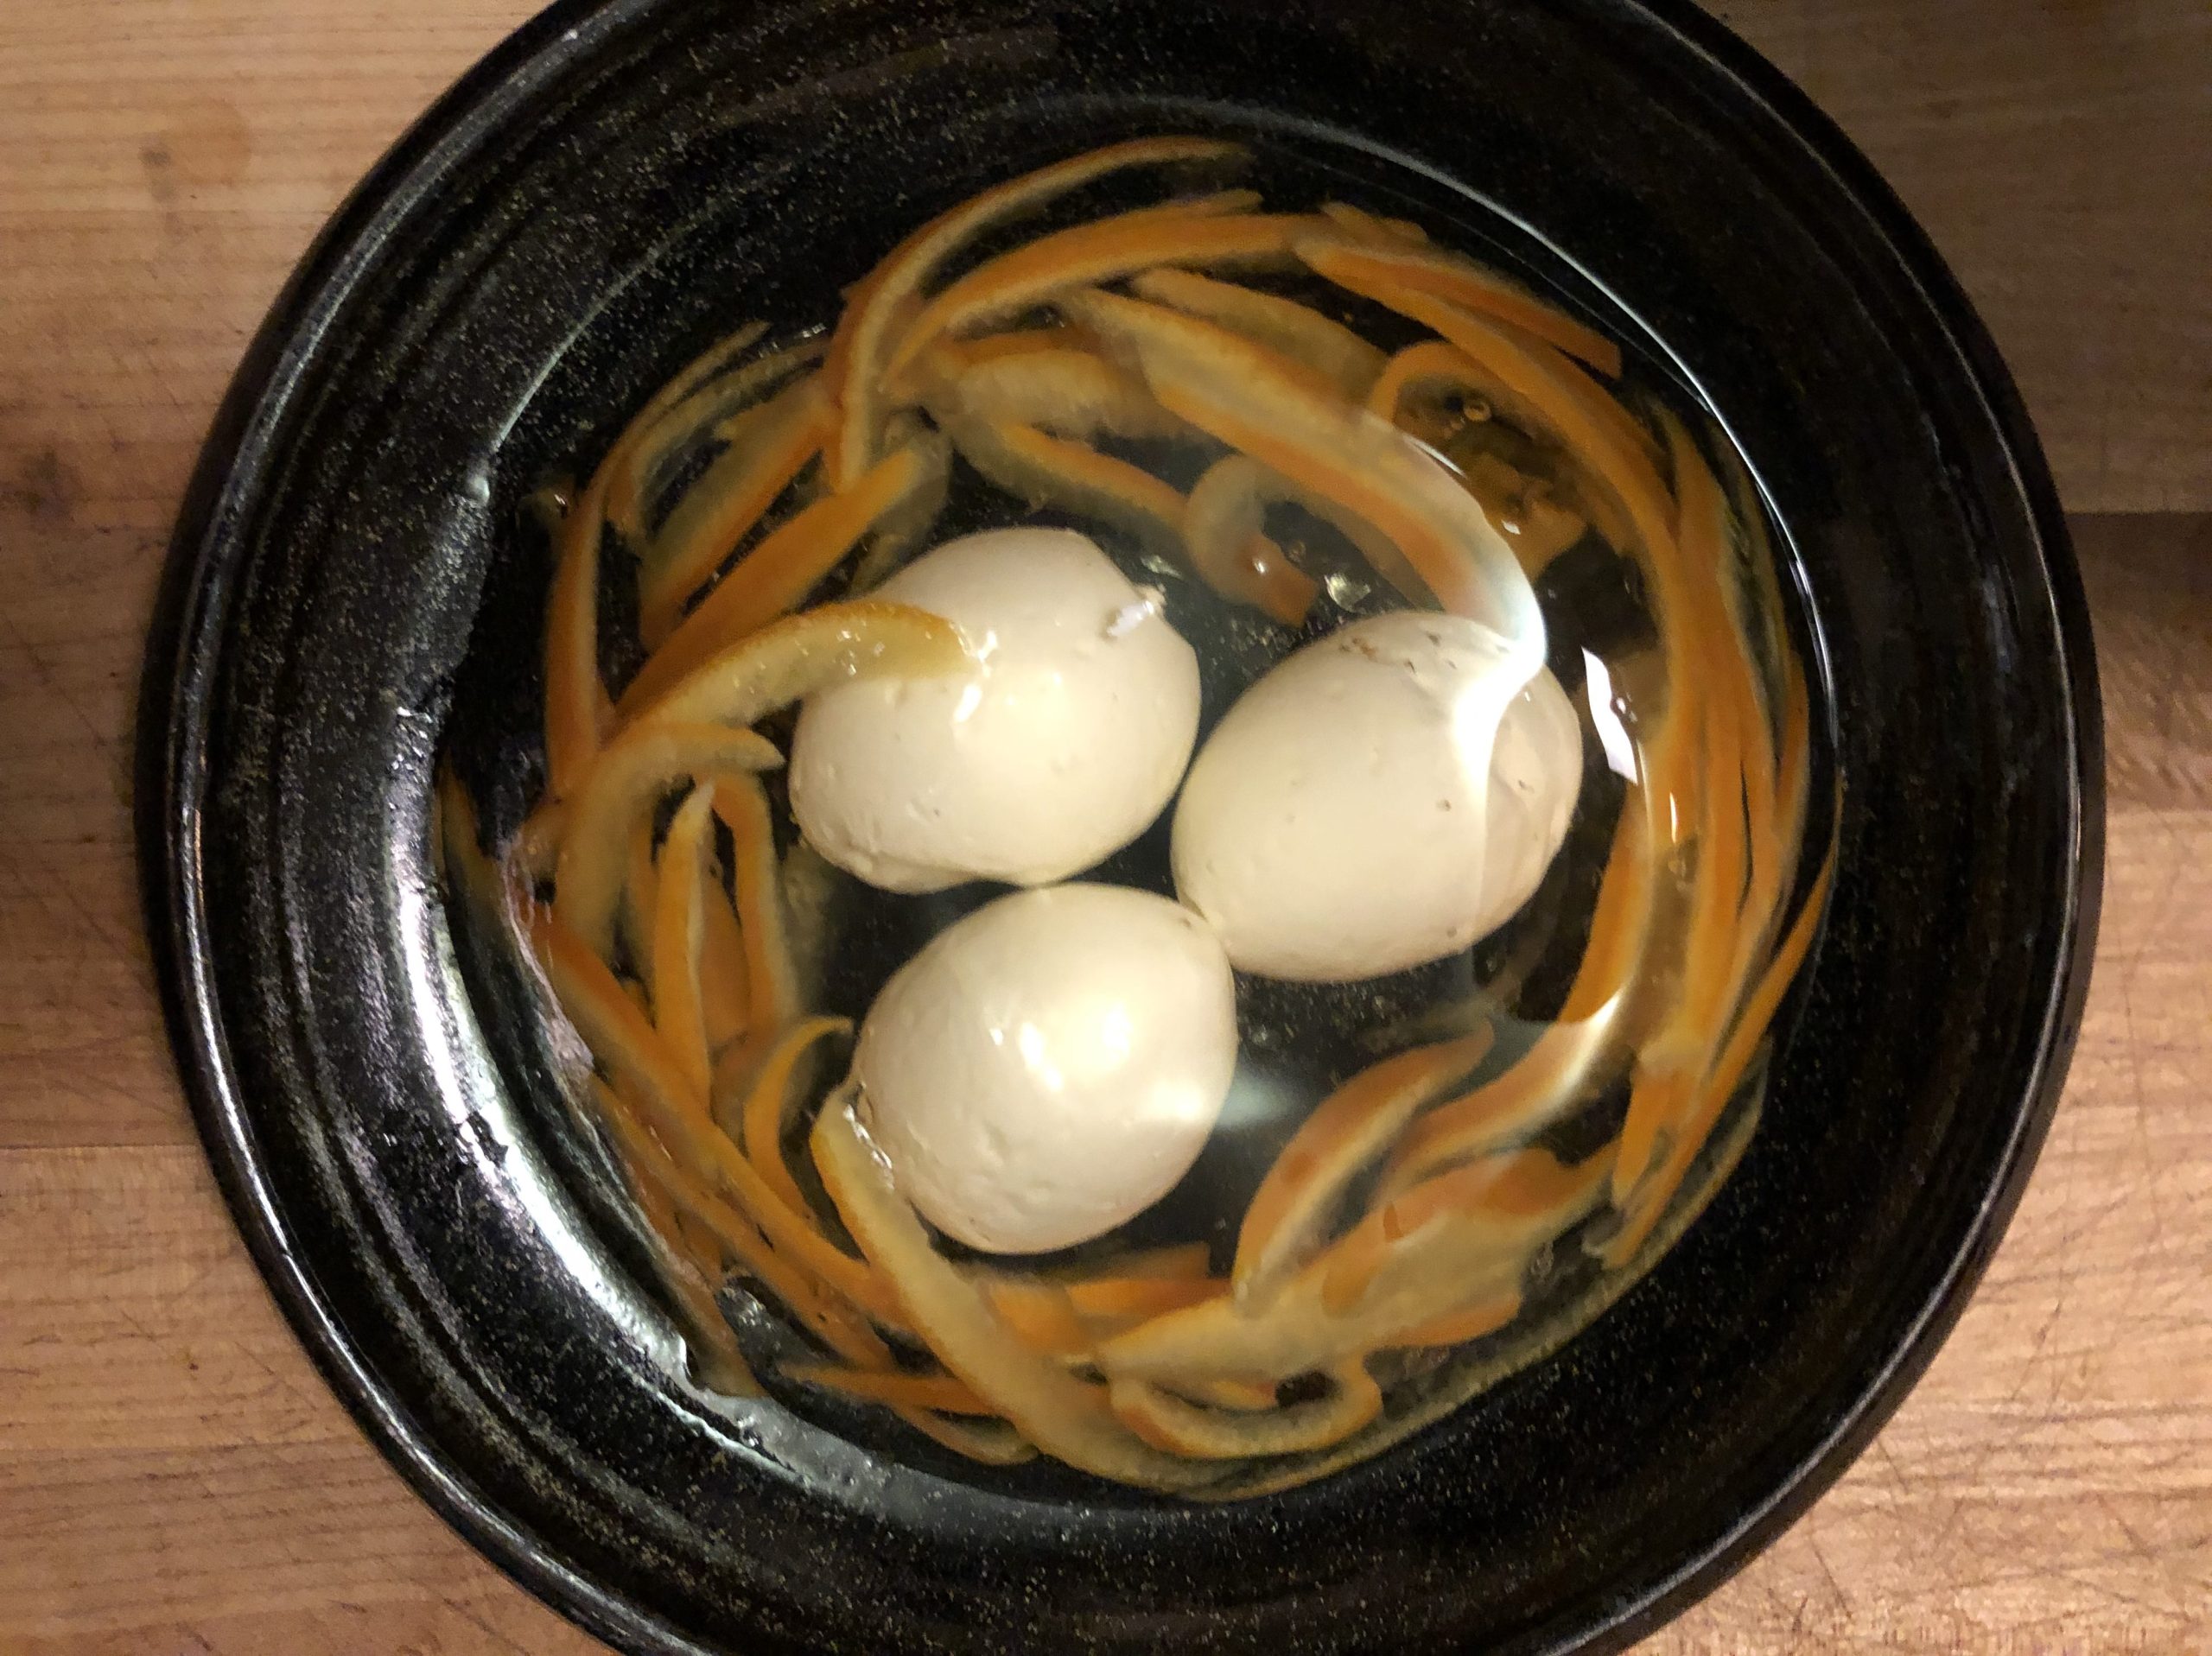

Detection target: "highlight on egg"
[790, 528, 1201, 893]
[847, 883, 1239, 1255]
[1172, 611, 1586, 982]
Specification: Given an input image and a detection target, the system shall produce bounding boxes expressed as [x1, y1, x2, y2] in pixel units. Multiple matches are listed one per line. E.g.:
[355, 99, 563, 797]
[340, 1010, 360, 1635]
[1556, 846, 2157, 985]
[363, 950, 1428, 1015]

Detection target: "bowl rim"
[137, 1, 2104, 1651]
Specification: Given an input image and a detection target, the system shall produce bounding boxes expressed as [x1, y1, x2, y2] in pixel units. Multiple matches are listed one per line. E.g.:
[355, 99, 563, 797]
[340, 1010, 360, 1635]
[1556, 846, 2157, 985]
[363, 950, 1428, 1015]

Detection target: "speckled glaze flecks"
[136, 1, 2102, 1653]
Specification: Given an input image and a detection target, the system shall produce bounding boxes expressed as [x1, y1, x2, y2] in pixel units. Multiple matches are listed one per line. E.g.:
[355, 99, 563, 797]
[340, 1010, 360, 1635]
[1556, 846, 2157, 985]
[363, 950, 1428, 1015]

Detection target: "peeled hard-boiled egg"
[849, 883, 1237, 1254]
[790, 528, 1200, 893]
[1172, 612, 1584, 982]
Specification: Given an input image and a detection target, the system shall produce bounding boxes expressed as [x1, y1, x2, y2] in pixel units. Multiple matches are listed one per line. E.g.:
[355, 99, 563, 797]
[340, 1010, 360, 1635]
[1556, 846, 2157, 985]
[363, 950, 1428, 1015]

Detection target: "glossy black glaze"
[138, 1, 2101, 1651]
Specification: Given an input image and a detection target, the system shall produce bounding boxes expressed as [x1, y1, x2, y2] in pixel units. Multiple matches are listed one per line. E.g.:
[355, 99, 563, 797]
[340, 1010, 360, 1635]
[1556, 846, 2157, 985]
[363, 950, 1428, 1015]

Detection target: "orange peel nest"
[478, 136, 1837, 1491]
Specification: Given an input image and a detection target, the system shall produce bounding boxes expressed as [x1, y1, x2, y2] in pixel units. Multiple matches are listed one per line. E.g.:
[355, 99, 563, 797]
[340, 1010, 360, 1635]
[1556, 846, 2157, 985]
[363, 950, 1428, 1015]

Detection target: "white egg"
[849, 884, 1237, 1254]
[1171, 612, 1585, 982]
[790, 528, 1200, 893]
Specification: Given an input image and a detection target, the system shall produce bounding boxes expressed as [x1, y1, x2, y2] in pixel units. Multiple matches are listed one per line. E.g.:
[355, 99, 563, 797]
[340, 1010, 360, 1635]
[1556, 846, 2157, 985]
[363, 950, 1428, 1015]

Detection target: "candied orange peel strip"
[586, 1074, 889, 1369]
[1604, 834, 1836, 1267]
[648, 788, 719, 1097]
[810, 1097, 1224, 1492]
[558, 604, 968, 957]
[1459, 452, 1589, 574]
[1182, 455, 1321, 626]
[601, 1082, 761, 1395]
[826, 135, 1243, 487]
[1369, 339, 1639, 560]
[883, 192, 1288, 377]
[782, 1362, 994, 1417]
[917, 339, 1186, 442]
[710, 774, 804, 1046]
[696, 874, 751, 1057]
[536, 917, 911, 1336]
[621, 594, 969, 730]
[1232, 1026, 1495, 1309]
[1327, 276, 1672, 558]
[1382, 800, 1658, 1194]
[735, 1016, 850, 1227]
[1109, 1361, 1382, 1459]
[1317, 200, 1427, 247]
[607, 330, 816, 541]
[1301, 238, 1624, 378]
[620, 436, 944, 713]
[1096, 1244, 1523, 1387]
[543, 499, 614, 802]
[981, 1271, 1230, 1367]
[621, 815, 660, 971]
[893, 1408, 1038, 1465]
[1612, 434, 1768, 1196]
[543, 322, 771, 797]
[1065, 1275, 1226, 1323]
[1048, 1241, 1214, 1283]
[552, 722, 783, 962]
[982, 1277, 1097, 1361]
[1384, 1293, 1523, 1352]
[638, 372, 831, 647]
[1179, 1376, 1281, 1412]
[1131, 266, 1386, 400]
[1064, 288, 1541, 648]
[1319, 1145, 1615, 1315]
[944, 415, 1186, 549]
[1099, 1164, 1573, 1387]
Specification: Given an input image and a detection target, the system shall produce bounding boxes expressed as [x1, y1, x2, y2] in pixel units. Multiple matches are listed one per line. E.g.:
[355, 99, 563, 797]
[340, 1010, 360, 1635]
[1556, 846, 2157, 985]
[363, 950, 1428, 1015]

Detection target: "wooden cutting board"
[2, 2, 2206, 1650]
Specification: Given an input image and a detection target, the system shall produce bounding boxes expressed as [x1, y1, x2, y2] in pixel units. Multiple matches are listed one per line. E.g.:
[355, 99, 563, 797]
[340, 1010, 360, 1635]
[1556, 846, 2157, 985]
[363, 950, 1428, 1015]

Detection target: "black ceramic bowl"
[139, 1, 2101, 1651]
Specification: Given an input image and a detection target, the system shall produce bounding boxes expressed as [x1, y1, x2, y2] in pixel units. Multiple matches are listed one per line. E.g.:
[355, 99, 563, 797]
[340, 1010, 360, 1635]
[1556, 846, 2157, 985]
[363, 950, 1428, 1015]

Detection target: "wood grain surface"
[2, 2, 2207, 1652]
